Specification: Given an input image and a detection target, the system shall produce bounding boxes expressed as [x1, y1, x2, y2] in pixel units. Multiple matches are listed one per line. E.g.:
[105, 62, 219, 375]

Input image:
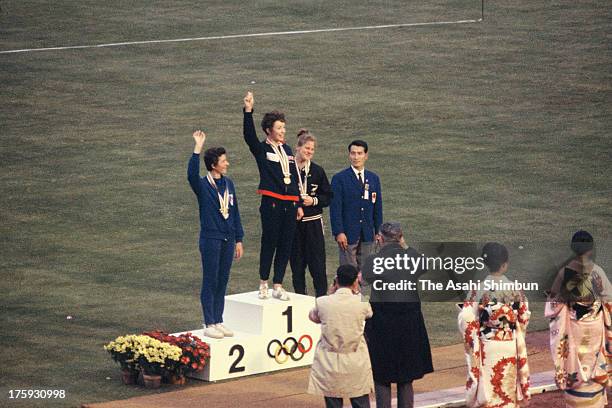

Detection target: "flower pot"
[168, 374, 186, 385]
[143, 373, 162, 389]
[121, 368, 138, 385]
[137, 370, 144, 386]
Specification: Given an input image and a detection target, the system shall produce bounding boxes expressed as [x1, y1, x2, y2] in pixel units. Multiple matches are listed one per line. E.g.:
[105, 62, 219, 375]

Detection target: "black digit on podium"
[282, 306, 293, 333]
[228, 344, 245, 373]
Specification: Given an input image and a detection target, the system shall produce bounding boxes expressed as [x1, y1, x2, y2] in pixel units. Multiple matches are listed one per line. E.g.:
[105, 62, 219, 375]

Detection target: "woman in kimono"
[545, 230, 611, 407]
[458, 242, 531, 407]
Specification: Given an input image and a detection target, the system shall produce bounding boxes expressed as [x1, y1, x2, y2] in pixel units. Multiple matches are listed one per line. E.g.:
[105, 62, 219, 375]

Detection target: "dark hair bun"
[297, 128, 309, 138]
[481, 242, 509, 272]
[571, 230, 593, 255]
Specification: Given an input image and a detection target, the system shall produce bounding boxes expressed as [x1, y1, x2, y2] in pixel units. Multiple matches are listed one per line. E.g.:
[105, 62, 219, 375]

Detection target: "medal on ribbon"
[269, 141, 292, 185]
[206, 173, 230, 219]
[295, 160, 310, 198]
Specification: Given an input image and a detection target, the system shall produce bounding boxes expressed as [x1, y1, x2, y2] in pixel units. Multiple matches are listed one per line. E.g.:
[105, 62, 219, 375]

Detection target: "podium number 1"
[282, 305, 293, 333]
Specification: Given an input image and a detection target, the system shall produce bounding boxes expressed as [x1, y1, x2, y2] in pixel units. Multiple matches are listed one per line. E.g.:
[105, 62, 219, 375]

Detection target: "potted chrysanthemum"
[143, 330, 211, 384]
[132, 335, 182, 389]
[104, 335, 140, 385]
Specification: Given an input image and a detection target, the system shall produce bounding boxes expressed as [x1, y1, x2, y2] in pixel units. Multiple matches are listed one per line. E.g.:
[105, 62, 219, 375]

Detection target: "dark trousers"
[338, 231, 375, 272]
[259, 196, 298, 284]
[374, 381, 414, 408]
[199, 238, 235, 325]
[290, 218, 328, 297]
[324, 395, 370, 408]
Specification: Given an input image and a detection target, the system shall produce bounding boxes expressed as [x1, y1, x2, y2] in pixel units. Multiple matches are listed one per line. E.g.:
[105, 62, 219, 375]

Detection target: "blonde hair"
[296, 128, 317, 147]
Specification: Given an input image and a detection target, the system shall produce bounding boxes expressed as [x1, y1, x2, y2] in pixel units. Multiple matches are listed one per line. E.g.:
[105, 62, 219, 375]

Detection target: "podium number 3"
[229, 344, 245, 373]
[282, 305, 293, 333]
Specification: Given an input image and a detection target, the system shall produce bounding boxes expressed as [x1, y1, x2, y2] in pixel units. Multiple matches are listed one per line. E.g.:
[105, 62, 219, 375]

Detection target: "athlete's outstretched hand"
[193, 130, 206, 154]
[244, 91, 254, 113]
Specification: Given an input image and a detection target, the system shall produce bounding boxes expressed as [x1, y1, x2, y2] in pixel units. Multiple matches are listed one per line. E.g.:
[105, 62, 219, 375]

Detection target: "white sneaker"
[272, 286, 290, 301]
[202, 325, 224, 339]
[215, 323, 234, 337]
[258, 282, 269, 299]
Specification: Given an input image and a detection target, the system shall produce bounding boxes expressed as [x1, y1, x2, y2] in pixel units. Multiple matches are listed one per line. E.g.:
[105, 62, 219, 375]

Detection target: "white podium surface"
[173, 290, 321, 381]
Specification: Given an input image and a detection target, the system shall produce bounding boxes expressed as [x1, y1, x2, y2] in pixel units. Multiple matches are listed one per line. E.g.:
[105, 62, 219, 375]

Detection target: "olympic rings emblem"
[267, 335, 313, 364]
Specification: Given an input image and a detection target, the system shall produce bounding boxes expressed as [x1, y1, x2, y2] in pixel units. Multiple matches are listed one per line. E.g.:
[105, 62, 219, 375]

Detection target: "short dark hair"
[348, 140, 368, 153]
[336, 264, 359, 287]
[380, 222, 403, 242]
[481, 242, 509, 272]
[204, 147, 226, 171]
[261, 110, 286, 135]
[571, 230, 594, 255]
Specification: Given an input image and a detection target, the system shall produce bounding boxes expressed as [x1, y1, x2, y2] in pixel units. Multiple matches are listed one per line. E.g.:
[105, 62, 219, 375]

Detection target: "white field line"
[0, 18, 482, 55]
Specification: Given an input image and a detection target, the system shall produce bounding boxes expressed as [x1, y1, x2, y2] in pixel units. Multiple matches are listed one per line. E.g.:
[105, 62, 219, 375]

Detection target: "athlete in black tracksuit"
[290, 160, 332, 297]
[243, 105, 300, 292]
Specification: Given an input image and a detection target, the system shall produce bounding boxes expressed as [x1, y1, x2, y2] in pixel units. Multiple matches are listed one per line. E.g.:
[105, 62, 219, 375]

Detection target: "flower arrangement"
[104, 335, 140, 371]
[143, 330, 210, 376]
[132, 335, 182, 376]
[105, 331, 210, 387]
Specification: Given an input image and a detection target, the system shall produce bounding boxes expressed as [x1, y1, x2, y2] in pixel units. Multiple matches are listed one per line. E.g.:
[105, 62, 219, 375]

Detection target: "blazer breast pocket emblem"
[266, 152, 280, 162]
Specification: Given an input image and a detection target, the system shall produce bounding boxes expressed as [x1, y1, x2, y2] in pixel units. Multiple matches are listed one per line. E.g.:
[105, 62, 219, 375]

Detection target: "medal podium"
[173, 291, 321, 381]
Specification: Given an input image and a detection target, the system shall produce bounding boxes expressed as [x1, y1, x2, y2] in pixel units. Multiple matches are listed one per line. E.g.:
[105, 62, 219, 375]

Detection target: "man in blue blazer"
[188, 130, 244, 339]
[330, 140, 383, 269]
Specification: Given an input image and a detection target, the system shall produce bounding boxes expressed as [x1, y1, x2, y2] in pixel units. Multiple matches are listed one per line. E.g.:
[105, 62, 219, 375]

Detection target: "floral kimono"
[458, 275, 531, 408]
[545, 263, 611, 407]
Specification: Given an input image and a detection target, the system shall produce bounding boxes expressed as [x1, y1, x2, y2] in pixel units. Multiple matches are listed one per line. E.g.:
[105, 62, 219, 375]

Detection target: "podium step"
[173, 291, 321, 381]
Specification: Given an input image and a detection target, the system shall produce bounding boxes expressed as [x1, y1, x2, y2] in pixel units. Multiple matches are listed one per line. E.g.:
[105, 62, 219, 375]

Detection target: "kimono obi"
[479, 302, 520, 341]
[570, 299, 603, 320]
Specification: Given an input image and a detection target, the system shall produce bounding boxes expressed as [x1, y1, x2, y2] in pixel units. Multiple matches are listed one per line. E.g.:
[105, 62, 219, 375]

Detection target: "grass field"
[1, 1, 610, 406]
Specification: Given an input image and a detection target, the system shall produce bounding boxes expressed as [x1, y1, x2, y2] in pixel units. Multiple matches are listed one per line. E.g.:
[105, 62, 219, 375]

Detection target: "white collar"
[351, 166, 365, 179]
[266, 138, 283, 147]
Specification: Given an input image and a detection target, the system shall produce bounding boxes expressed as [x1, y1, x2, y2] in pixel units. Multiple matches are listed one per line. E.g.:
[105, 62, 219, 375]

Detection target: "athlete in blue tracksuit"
[188, 130, 244, 339]
[330, 140, 383, 269]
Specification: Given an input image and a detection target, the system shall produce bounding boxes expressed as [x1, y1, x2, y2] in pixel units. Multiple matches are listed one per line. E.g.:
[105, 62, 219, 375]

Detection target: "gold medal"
[207, 173, 230, 220]
[295, 160, 310, 195]
[268, 140, 292, 186]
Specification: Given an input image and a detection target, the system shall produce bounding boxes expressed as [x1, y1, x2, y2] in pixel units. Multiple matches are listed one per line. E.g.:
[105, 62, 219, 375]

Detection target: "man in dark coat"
[362, 222, 434, 408]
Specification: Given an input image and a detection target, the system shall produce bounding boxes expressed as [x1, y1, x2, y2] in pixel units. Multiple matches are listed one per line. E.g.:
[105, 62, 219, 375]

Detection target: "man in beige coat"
[307, 264, 374, 408]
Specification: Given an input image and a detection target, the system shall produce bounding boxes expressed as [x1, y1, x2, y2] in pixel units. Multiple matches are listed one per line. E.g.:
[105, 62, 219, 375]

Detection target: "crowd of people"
[187, 92, 611, 407]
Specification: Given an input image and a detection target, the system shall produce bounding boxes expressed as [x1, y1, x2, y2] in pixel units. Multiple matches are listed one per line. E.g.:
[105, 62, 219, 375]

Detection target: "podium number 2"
[229, 344, 245, 373]
[282, 305, 293, 333]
